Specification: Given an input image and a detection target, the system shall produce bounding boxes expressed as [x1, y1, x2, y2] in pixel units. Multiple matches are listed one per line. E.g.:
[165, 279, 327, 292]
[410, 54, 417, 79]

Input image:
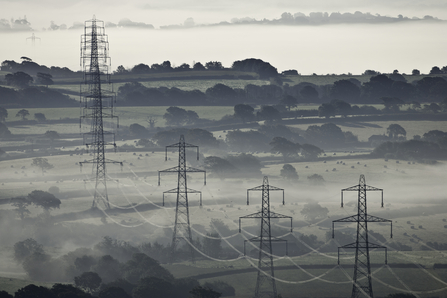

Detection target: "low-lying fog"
[3, 21, 447, 75]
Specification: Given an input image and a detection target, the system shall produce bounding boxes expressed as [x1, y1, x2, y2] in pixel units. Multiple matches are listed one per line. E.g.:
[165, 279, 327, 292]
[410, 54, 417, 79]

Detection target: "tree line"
[117, 74, 447, 107]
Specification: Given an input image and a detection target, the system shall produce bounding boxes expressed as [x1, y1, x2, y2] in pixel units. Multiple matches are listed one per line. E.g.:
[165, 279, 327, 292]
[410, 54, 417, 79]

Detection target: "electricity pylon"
[332, 174, 393, 298]
[239, 176, 292, 298]
[79, 16, 122, 210]
[158, 135, 206, 262]
[26, 33, 40, 46]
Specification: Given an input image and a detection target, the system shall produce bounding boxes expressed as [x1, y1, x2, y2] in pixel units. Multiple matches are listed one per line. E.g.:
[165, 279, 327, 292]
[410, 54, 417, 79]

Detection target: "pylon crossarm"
[366, 215, 391, 223]
[333, 214, 358, 223]
[240, 211, 263, 219]
[248, 185, 284, 191]
[268, 211, 292, 219]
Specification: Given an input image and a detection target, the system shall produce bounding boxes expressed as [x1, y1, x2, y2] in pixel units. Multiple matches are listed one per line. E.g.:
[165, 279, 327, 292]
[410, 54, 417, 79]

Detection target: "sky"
[1, 0, 447, 74]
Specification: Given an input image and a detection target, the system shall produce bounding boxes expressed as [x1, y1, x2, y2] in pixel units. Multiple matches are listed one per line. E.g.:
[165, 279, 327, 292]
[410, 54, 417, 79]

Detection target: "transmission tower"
[26, 33, 40, 46]
[332, 174, 393, 298]
[79, 16, 122, 210]
[158, 135, 206, 262]
[239, 176, 292, 298]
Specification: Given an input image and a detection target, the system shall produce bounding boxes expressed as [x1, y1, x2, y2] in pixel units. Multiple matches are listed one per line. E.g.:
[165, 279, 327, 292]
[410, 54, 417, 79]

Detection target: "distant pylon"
[332, 174, 393, 298]
[79, 16, 122, 209]
[158, 135, 206, 262]
[26, 33, 40, 46]
[239, 176, 292, 298]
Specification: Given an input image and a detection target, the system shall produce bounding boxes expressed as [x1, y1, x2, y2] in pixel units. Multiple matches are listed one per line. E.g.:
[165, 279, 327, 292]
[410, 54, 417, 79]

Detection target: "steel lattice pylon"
[79, 16, 122, 209]
[158, 135, 206, 262]
[239, 176, 292, 298]
[332, 174, 393, 298]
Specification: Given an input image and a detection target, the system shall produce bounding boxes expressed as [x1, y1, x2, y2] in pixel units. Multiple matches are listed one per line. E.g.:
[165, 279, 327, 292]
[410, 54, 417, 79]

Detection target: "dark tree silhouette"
[387, 124, 406, 139]
[74, 272, 102, 294]
[0, 107, 7, 122]
[233, 104, 254, 123]
[280, 164, 299, 180]
[28, 190, 61, 214]
[16, 109, 30, 120]
[5, 72, 33, 88]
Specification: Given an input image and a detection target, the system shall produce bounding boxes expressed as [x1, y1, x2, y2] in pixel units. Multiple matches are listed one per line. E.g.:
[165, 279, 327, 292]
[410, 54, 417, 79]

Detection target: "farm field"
[0, 103, 447, 297]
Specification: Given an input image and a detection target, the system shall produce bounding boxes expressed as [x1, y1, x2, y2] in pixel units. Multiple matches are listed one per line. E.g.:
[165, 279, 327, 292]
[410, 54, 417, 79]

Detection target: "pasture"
[1, 104, 447, 297]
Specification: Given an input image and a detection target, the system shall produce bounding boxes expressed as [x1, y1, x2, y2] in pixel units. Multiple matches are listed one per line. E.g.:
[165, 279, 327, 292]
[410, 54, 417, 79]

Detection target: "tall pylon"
[239, 176, 292, 298]
[158, 135, 206, 262]
[332, 174, 393, 298]
[79, 16, 122, 210]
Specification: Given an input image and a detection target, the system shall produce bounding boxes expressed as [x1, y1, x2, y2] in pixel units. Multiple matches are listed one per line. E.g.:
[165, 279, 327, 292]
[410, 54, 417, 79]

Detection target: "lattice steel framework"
[332, 174, 392, 298]
[158, 135, 206, 262]
[239, 176, 292, 298]
[79, 16, 122, 209]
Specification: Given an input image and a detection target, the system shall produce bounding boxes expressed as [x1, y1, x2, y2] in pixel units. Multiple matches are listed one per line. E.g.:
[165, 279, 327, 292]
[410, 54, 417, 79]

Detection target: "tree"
[412, 69, 420, 75]
[28, 190, 61, 214]
[205, 84, 237, 104]
[193, 62, 206, 71]
[257, 105, 281, 122]
[51, 284, 93, 298]
[14, 238, 44, 263]
[0, 122, 11, 137]
[387, 124, 406, 139]
[5, 71, 33, 88]
[300, 202, 329, 221]
[133, 277, 174, 298]
[75, 255, 97, 273]
[202, 233, 222, 258]
[31, 157, 54, 175]
[280, 95, 298, 111]
[74, 272, 102, 294]
[331, 99, 352, 117]
[10, 196, 31, 221]
[204, 156, 237, 178]
[299, 85, 319, 101]
[163, 106, 199, 126]
[44, 130, 59, 142]
[301, 144, 324, 160]
[36, 72, 53, 87]
[429, 66, 442, 75]
[129, 123, 148, 137]
[233, 104, 254, 123]
[93, 255, 122, 283]
[318, 103, 335, 118]
[225, 153, 262, 174]
[34, 112, 46, 122]
[0, 291, 12, 298]
[16, 109, 30, 120]
[280, 164, 298, 180]
[270, 137, 301, 159]
[0, 107, 7, 122]
[14, 284, 55, 298]
[189, 286, 221, 298]
[330, 79, 360, 102]
[307, 174, 325, 186]
[205, 61, 223, 70]
[98, 287, 131, 298]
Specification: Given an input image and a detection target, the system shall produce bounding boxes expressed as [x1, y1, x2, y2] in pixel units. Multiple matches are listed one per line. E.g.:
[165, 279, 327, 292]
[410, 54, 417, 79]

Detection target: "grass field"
[1, 102, 447, 296]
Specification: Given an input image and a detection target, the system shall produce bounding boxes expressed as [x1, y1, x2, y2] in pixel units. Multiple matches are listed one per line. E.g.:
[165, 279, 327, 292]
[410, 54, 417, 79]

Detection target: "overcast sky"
[2, 0, 447, 75]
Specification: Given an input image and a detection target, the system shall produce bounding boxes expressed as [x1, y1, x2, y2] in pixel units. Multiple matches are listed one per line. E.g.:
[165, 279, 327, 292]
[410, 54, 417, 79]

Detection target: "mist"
[2, 21, 447, 75]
